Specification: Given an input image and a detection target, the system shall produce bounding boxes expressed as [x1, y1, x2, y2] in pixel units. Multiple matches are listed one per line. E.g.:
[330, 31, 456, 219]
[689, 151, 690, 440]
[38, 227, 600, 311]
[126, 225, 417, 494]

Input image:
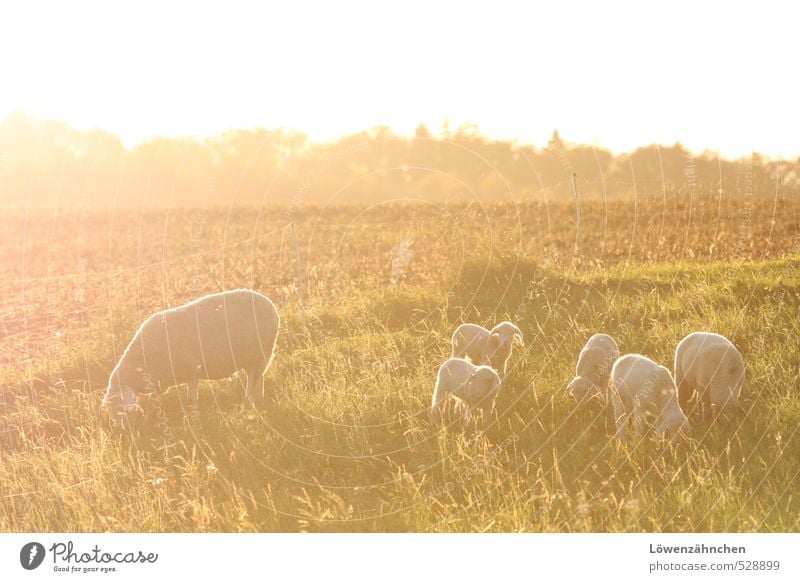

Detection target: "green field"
[1, 201, 799, 531]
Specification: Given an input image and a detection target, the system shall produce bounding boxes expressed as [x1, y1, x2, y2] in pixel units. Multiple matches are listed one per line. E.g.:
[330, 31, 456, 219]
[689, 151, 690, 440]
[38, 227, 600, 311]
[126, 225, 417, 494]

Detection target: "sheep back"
[114, 289, 279, 391]
[576, 333, 620, 384]
[675, 331, 744, 411]
[451, 323, 490, 362]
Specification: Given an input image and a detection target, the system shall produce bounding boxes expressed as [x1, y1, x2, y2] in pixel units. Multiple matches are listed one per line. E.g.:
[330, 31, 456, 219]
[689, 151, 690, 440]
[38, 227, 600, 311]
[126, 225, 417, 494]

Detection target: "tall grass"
[2, 251, 798, 532]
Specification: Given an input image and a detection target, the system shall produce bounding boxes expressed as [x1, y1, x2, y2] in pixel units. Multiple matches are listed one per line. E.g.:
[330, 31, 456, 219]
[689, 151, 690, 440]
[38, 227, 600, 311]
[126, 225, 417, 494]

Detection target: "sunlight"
[1, 0, 798, 157]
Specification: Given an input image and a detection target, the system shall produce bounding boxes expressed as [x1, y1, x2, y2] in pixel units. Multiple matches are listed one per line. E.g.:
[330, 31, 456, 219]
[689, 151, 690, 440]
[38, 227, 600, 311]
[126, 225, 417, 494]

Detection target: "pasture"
[1, 196, 799, 531]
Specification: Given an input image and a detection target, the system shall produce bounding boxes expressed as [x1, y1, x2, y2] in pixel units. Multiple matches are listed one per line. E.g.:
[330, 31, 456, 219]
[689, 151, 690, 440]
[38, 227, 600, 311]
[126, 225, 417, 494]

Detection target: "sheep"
[450, 321, 524, 379]
[101, 289, 279, 428]
[430, 357, 502, 426]
[674, 331, 745, 420]
[566, 333, 620, 404]
[610, 354, 691, 444]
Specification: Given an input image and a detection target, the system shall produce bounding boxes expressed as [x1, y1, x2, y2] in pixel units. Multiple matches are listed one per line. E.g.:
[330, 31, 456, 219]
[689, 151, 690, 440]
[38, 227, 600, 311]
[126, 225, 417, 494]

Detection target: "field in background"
[1, 196, 799, 532]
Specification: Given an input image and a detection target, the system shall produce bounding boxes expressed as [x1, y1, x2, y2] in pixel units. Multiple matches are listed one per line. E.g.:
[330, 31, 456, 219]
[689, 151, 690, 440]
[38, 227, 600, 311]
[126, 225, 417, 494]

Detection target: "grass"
[2, 228, 799, 531]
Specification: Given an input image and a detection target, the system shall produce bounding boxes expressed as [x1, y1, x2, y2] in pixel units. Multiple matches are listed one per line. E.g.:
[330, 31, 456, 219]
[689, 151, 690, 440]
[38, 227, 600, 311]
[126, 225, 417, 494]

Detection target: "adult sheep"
[566, 333, 620, 404]
[610, 354, 691, 444]
[430, 357, 502, 426]
[674, 331, 745, 420]
[451, 321, 524, 379]
[101, 289, 279, 428]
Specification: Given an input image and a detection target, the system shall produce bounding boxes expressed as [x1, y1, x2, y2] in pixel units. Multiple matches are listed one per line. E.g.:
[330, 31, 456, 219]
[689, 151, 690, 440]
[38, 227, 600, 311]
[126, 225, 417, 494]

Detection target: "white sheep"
[101, 289, 279, 427]
[674, 331, 745, 420]
[610, 354, 691, 443]
[566, 333, 620, 404]
[430, 357, 502, 426]
[450, 321, 524, 379]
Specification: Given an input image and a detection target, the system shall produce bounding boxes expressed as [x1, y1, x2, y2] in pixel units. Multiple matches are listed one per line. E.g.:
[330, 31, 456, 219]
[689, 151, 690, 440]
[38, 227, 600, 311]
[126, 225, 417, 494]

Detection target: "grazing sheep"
[566, 333, 620, 404]
[430, 357, 502, 426]
[450, 321, 524, 379]
[674, 331, 745, 420]
[610, 354, 691, 443]
[101, 289, 279, 428]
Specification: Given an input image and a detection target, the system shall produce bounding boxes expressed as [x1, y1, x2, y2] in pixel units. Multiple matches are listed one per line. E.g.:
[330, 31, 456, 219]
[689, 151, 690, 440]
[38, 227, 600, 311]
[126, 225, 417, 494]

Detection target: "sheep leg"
[677, 378, 692, 417]
[632, 411, 646, 439]
[141, 393, 157, 429]
[632, 390, 652, 439]
[612, 395, 629, 443]
[496, 358, 508, 381]
[475, 399, 496, 430]
[187, 379, 200, 421]
[245, 366, 266, 408]
[430, 380, 449, 425]
[702, 388, 713, 421]
[614, 413, 630, 443]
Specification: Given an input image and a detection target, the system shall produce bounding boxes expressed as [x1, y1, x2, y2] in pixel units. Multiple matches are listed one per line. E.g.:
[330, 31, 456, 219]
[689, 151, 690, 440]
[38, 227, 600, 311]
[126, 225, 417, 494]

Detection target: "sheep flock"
[103, 289, 746, 448]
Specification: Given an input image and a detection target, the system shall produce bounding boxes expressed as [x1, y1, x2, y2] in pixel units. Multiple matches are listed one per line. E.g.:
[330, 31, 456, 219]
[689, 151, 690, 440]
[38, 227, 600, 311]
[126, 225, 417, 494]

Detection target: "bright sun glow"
[1, 0, 798, 158]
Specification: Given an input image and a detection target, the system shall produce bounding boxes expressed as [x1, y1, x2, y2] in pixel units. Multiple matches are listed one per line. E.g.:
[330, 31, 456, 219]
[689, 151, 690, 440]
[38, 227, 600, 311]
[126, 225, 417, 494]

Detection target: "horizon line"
[3, 110, 793, 165]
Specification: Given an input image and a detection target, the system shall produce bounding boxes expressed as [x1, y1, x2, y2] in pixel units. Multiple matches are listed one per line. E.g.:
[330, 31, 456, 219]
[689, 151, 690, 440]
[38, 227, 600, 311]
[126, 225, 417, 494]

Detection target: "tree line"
[1, 112, 795, 207]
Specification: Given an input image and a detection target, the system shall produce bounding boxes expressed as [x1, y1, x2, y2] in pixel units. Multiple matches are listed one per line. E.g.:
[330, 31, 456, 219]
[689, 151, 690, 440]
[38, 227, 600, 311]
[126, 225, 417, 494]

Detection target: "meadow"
[1, 195, 799, 532]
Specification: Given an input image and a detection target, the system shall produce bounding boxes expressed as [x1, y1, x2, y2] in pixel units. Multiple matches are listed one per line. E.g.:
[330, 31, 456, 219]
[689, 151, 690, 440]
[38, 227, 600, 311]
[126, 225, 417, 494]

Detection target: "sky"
[0, 0, 797, 158]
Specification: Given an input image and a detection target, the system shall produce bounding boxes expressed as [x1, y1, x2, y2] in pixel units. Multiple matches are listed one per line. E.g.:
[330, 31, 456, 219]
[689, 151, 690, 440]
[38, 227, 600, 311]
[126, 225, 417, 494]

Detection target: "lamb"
[566, 333, 620, 404]
[610, 354, 691, 443]
[430, 357, 502, 426]
[101, 289, 279, 428]
[450, 321, 524, 379]
[674, 331, 745, 420]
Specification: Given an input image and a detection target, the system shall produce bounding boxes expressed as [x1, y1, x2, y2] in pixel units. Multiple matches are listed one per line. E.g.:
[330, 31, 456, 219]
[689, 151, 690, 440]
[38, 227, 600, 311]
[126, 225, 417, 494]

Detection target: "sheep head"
[101, 374, 141, 431]
[484, 332, 513, 373]
[566, 376, 603, 404]
[491, 321, 524, 347]
[465, 367, 501, 418]
[658, 411, 692, 443]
